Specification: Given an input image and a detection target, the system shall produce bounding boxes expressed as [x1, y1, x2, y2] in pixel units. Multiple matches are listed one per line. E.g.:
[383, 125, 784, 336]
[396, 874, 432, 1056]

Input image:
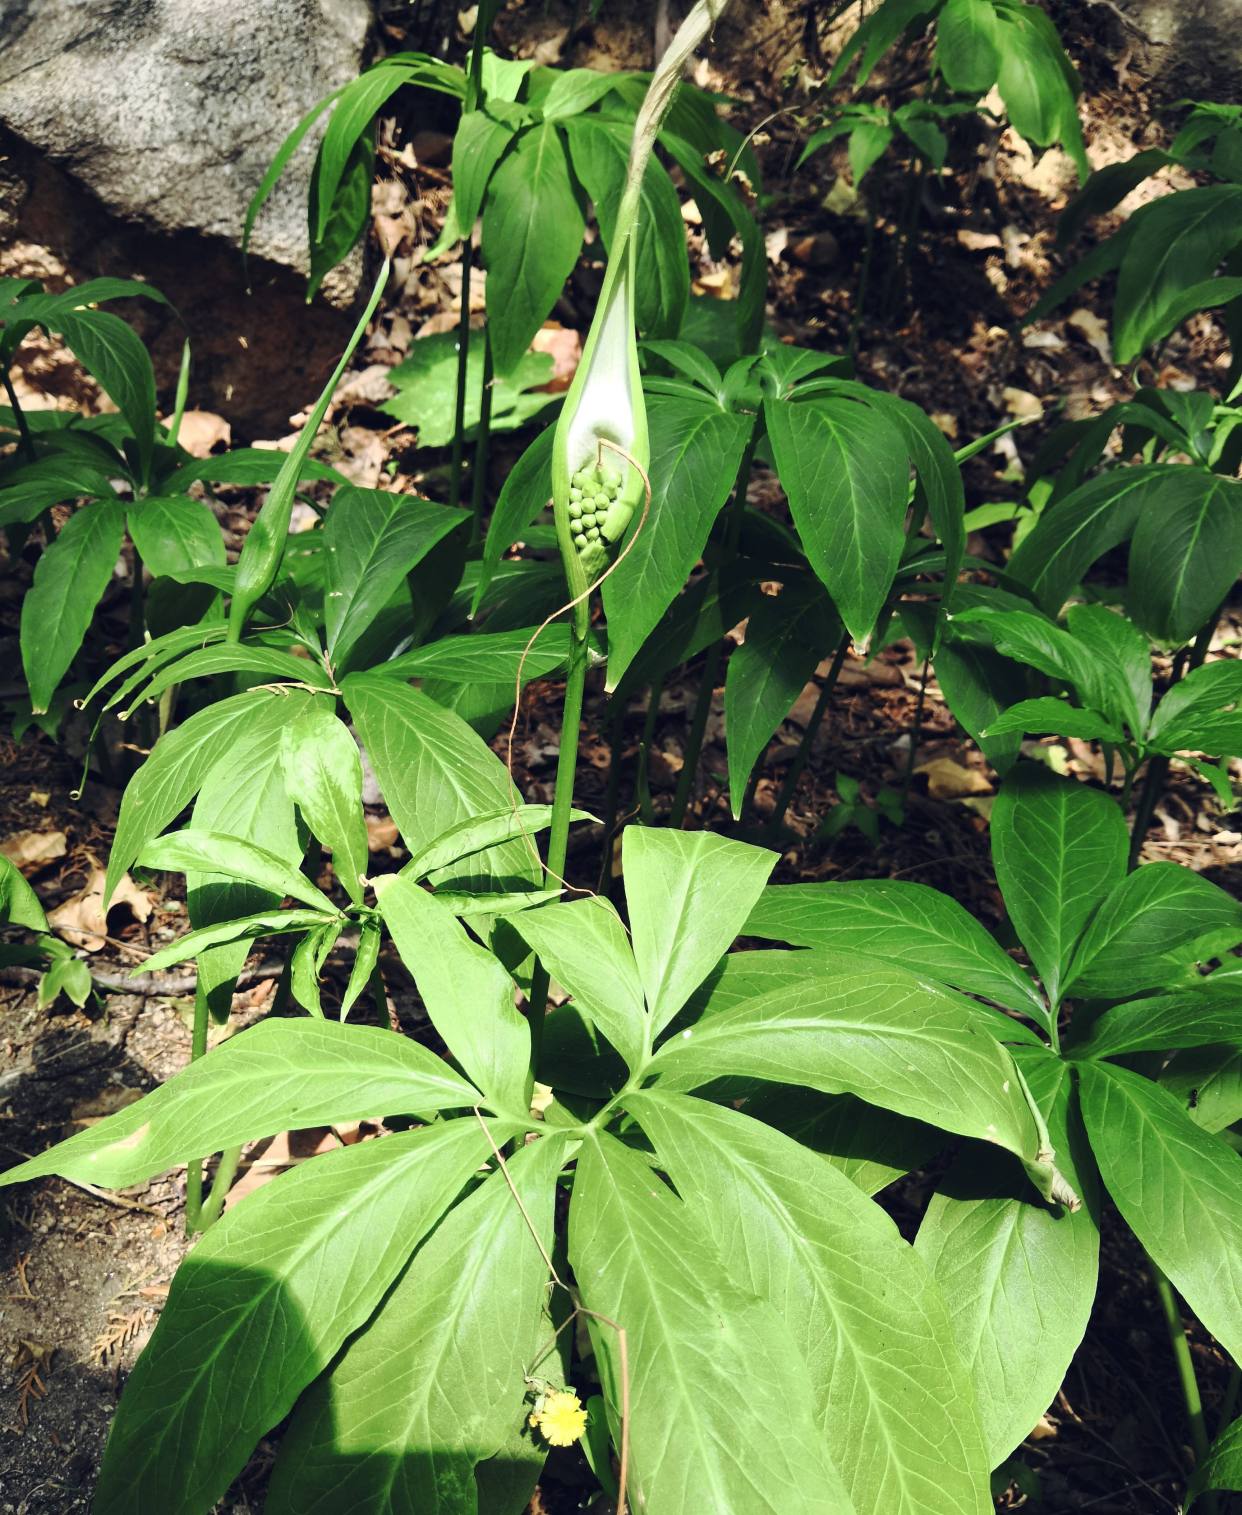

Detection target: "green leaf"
[1078, 1059, 1242, 1366]
[1007, 465, 1171, 617]
[38, 954, 93, 1009]
[991, 767, 1127, 1008]
[745, 879, 1046, 1020]
[483, 122, 584, 374]
[266, 1132, 562, 1514]
[1064, 603, 1152, 736]
[512, 897, 647, 1070]
[0, 457, 118, 529]
[915, 1052, 1099, 1467]
[341, 919, 380, 1021]
[94, 1119, 514, 1515]
[279, 701, 369, 906]
[628, 1090, 991, 1512]
[376, 875, 530, 1117]
[565, 115, 689, 337]
[1063, 861, 1242, 1000]
[136, 908, 334, 974]
[127, 495, 225, 579]
[473, 427, 554, 615]
[984, 697, 1124, 744]
[725, 582, 839, 816]
[313, 66, 419, 243]
[600, 394, 752, 690]
[378, 624, 570, 685]
[1149, 660, 1242, 755]
[344, 672, 537, 890]
[765, 393, 910, 645]
[1127, 471, 1242, 644]
[140, 828, 337, 912]
[21, 499, 125, 714]
[936, 0, 1001, 93]
[569, 1130, 855, 1514]
[934, 636, 1024, 770]
[162, 449, 346, 493]
[1162, 1045, 1242, 1134]
[324, 486, 468, 672]
[993, 1, 1085, 178]
[1187, 1413, 1242, 1508]
[0, 1018, 478, 1191]
[56, 309, 157, 480]
[402, 804, 586, 882]
[1070, 982, 1242, 1060]
[624, 827, 776, 1037]
[308, 132, 374, 301]
[453, 106, 519, 236]
[951, 605, 1118, 718]
[649, 966, 1049, 1183]
[1113, 185, 1242, 361]
[0, 854, 48, 931]
[123, 643, 333, 713]
[829, 0, 938, 89]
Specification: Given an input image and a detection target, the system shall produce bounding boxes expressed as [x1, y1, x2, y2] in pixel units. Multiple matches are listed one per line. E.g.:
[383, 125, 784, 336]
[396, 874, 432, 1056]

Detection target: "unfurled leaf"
[624, 827, 776, 1036]
[0, 1018, 477, 1190]
[1070, 982, 1242, 1060]
[629, 1091, 991, 1513]
[991, 767, 1127, 1008]
[280, 701, 369, 905]
[128, 496, 226, 579]
[1148, 660, 1242, 756]
[141, 829, 336, 912]
[569, 1130, 855, 1514]
[1127, 471, 1242, 644]
[94, 1119, 515, 1515]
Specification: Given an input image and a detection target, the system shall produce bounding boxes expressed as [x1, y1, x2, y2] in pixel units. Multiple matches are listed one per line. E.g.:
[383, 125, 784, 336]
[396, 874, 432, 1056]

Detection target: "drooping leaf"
[21, 499, 125, 714]
[0, 1018, 477, 1191]
[1127, 471, 1242, 644]
[915, 1051, 1098, 1467]
[266, 1134, 564, 1515]
[936, 0, 1001, 93]
[280, 700, 369, 906]
[983, 698, 1123, 745]
[1069, 982, 1242, 1061]
[136, 909, 334, 974]
[569, 1130, 856, 1514]
[1161, 1045, 1242, 1134]
[141, 829, 336, 912]
[94, 1119, 516, 1515]
[1078, 1059, 1242, 1366]
[628, 1090, 991, 1512]
[624, 827, 776, 1037]
[56, 309, 158, 481]
[1148, 660, 1242, 756]
[991, 767, 1127, 1008]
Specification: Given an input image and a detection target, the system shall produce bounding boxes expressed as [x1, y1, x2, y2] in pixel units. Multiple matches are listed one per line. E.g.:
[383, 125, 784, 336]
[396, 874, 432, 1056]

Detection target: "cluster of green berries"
[568, 463, 622, 558]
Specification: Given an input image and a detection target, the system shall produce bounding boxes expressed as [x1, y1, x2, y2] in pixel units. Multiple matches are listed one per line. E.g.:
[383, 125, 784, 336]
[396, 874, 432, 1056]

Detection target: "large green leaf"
[281, 700, 369, 906]
[56, 308, 157, 480]
[1070, 982, 1242, 1060]
[1078, 1060, 1242, 1365]
[745, 879, 1045, 1020]
[914, 1051, 1098, 1467]
[1161, 1045, 1242, 1134]
[343, 673, 536, 891]
[991, 767, 1127, 1009]
[1113, 185, 1242, 361]
[600, 394, 752, 690]
[0, 1018, 477, 1191]
[482, 122, 584, 375]
[1188, 1414, 1242, 1509]
[135, 909, 335, 973]
[569, 1130, 855, 1514]
[765, 393, 910, 644]
[648, 967, 1052, 1188]
[565, 114, 689, 337]
[1149, 660, 1242, 756]
[141, 829, 335, 912]
[324, 487, 468, 672]
[628, 1091, 991, 1513]
[1063, 861, 1242, 1000]
[378, 624, 570, 686]
[266, 1134, 563, 1515]
[1064, 603, 1152, 739]
[376, 875, 530, 1118]
[724, 581, 838, 817]
[623, 827, 776, 1037]
[1127, 471, 1242, 644]
[128, 495, 225, 578]
[951, 605, 1118, 719]
[20, 499, 125, 714]
[936, 0, 1000, 93]
[512, 897, 647, 1071]
[94, 1119, 515, 1515]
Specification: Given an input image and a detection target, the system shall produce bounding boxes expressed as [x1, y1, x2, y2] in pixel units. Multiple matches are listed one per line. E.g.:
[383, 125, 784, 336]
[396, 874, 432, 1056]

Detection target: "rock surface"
[0, 0, 376, 431]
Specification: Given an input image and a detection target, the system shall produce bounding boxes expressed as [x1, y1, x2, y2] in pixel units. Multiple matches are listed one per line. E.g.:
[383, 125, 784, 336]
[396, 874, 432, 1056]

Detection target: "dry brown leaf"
[1067, 307, 1112, 364]
[366, 814, 400, 852]
[1002, 386, 1044, 421]
[174, 410, 231, 458]
[1, 829, 66, 873]
[530, 324, 581, 393]
[48, 865, 153, 952]
[916, 757, 992, 801]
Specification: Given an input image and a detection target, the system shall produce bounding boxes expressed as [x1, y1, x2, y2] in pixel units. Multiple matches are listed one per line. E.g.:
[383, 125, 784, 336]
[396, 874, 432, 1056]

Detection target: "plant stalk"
[3, 370, 36, 463]
[668, 641, 724, 828]
[527, 614, 590, 1080]
[448, 238, 475, 512]
[1150, 1260, 1220, 1515]
[469, 325, 495, 547]
[766, 633, 850, 838]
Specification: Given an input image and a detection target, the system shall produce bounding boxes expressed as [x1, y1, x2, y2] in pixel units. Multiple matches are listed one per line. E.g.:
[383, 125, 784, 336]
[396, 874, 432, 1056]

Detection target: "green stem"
[597, 698, 627, 894]
[766, 633, 850, 838]
[669, 640, 724, 828]
[3, 370, 36, 463]
[1151, 1260, 1220, 1515]
[1220, 1364, 1241, 1436]
[468, 326, 495, 548]
[527, 614, 590, 1084]
[196, 1147, 242, 1231]
[1128, 612, 1218, 870]
[184, 984, 210, 1234]
[167, 339, 192, 450]
[448, 238, 474, 511]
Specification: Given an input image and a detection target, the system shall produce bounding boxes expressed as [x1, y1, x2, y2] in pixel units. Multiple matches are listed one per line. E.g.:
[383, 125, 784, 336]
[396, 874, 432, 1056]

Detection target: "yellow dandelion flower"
[534, 1389, 588, 1447]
